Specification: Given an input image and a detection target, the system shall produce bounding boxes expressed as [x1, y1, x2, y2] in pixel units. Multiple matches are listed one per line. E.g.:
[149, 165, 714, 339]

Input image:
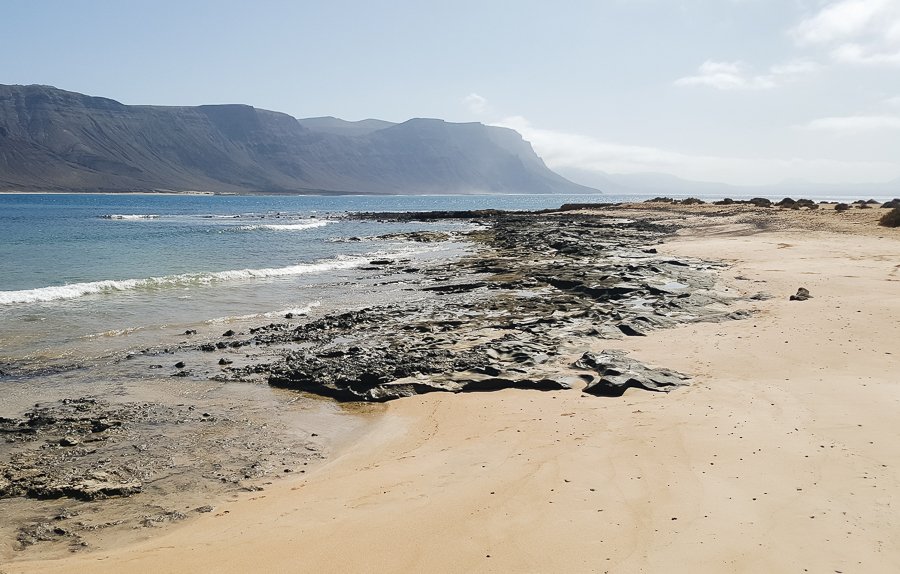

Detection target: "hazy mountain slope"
[0, 84, 594, 194]
[296, 116, 396, 137]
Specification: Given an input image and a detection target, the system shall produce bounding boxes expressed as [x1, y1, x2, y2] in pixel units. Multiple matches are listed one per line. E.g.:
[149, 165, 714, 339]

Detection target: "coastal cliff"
[0, 84, 594, 195]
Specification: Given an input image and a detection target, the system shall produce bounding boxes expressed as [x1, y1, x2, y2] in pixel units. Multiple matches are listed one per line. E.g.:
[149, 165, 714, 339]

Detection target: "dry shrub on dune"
[879, 207, 900, 228]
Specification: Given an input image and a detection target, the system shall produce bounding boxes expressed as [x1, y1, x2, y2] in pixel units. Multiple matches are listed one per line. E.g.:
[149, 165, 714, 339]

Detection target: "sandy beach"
[5, 204, 899, 573]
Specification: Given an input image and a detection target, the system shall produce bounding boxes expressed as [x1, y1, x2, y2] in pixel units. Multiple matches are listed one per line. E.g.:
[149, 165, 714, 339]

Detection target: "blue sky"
[4, 0, 900, 186]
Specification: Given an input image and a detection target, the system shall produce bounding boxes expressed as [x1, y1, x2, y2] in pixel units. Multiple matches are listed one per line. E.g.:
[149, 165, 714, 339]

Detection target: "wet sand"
[5, 204, 900, 573]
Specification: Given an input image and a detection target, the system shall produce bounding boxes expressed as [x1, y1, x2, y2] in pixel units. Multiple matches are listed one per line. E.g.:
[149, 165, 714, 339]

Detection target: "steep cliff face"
[0, 84, 595, 195]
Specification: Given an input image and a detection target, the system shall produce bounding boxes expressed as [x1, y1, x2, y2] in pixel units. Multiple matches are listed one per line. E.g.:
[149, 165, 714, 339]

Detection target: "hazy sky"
[4, 0, 900, 186]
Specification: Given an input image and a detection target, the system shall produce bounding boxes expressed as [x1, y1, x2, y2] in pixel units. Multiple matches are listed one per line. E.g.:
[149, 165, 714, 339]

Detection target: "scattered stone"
[790, 287, 812, 301]
[174, 361, 186, 369]
[218, 358, 233, 366]
[17, 521, 72, 548]
[222, 330, 235, 337]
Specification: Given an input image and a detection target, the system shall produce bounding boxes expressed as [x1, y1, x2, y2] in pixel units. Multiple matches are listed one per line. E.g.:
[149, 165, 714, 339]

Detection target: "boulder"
[789, 287, 812, 301]
[776, 197, 796, 208]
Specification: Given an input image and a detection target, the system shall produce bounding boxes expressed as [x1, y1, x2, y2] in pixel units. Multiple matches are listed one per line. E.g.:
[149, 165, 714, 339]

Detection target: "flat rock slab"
[573, 349, 690, 397]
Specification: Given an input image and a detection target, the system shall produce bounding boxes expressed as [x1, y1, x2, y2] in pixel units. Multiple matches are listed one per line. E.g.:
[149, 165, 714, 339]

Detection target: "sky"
[3, 0, 900, 187]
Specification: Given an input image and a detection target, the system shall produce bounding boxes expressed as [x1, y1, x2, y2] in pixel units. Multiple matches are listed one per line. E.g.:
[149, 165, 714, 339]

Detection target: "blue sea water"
[0, 192, 632, 365]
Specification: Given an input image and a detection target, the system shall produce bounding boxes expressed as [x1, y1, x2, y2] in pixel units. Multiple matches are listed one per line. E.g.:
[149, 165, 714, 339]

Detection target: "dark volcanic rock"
[790, 287, 812, 301]
[422, 282, 487, 293]
[617, 323, 647, 337]
[269, 344, 491, 402]
[776, 197, 797, 208]
[747, 197, 773, 208]
[252, 211, 745, 402]
[573, 350, 690, 396]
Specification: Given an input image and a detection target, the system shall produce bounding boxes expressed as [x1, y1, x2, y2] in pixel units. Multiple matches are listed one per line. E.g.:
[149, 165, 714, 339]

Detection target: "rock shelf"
[223, 211, 756, 401]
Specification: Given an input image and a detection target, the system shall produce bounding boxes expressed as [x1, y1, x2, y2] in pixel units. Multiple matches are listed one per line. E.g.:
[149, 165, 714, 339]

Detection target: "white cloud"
[675, 59, 819, 90]
[675, 60, 776, 90]
[770, 59, 822, 75]
[885, 95, 900, 106]
[792, 0, 900, 66]
[462, 92, 489, 115]
[494, 116, 900, 185]
[831, 42, 900, 63]
[791, 0, 892, 45]
[803, 114, 900, 130]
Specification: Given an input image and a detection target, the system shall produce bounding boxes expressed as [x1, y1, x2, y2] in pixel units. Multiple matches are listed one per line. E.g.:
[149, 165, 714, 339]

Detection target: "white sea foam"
[203, 301, 322, 324]
[100, 214, 160, 220]
[81, 326, 143, 339]
[236, 220, 330, 232]
[0, 258, 370, 305]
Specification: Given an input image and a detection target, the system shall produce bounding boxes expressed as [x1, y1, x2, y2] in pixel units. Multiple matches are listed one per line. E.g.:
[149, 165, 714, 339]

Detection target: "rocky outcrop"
[192, 211, 756, 402]
[573, 350, 690, 396]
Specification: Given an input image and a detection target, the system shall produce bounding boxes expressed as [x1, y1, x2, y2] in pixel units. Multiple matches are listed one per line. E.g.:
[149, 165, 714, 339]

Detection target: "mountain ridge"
[0, 84, 595, 195]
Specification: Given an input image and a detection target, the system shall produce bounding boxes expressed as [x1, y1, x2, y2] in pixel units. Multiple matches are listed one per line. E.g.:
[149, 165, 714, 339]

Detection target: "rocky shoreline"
[0, 207, 760, 557]
[236, 210, 757, 400]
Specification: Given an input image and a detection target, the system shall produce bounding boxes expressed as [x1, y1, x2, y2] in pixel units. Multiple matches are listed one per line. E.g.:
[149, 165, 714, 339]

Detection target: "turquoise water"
[0, 193, 630, 364]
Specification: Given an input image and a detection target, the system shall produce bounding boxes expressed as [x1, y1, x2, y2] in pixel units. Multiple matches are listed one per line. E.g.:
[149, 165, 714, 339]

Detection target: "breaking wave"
[100, 214, 160, 220]
[203, 302, 322, 325]
[0, 257, 371, 305]
[235, 220, 330, 232]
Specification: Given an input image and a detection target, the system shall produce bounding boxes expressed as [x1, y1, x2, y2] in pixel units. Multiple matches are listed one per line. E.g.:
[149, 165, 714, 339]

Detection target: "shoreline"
[3, 203, 899, 572]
